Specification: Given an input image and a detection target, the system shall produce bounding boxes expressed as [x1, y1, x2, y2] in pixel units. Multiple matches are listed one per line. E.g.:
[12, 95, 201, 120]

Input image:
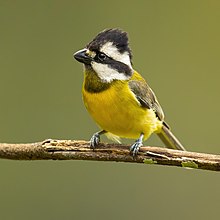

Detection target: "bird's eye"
[97, 52, 107, 61]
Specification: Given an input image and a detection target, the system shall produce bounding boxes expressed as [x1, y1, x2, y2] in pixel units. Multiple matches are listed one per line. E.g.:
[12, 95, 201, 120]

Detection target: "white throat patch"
[100, 42, 132, 68]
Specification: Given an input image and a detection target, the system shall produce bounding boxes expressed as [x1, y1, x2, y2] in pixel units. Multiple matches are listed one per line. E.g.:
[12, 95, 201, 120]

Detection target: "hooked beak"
[73, 48, 92, 65]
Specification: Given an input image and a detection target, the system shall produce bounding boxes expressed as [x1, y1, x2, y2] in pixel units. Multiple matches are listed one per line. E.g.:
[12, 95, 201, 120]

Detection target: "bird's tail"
[157, 122, 186, 151]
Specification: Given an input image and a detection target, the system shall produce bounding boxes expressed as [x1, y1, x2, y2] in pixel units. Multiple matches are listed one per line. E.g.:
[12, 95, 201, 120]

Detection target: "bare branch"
[0, 139, 219, 171]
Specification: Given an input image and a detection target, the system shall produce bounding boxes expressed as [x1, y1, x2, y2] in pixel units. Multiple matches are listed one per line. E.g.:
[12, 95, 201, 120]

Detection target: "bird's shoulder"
[128, 71, 165, 121]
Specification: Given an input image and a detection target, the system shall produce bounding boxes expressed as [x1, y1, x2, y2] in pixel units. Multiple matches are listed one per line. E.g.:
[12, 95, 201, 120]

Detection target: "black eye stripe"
[107, 60, 132, 76]
[92, 50, 132, 76]
[94, 51, 111, 62]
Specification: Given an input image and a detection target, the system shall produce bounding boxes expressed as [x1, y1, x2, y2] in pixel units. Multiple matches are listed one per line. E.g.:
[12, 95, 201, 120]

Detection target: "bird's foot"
[90, 130, 106, 150]
[130, 133, 144, 157]
[90, 133, 100, 149]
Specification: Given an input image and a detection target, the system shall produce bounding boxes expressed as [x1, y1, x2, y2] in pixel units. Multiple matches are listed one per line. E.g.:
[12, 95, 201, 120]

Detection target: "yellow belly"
[82, 79, 162, 140]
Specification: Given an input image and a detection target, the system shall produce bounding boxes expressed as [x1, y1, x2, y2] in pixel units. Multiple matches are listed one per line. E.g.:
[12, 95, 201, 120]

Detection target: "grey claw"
[90, 133, 100, 149]
[130, 140, 143, 157]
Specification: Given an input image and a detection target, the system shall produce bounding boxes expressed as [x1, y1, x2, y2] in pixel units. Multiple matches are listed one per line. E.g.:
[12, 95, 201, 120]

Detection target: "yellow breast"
[82, 71, 162, 140]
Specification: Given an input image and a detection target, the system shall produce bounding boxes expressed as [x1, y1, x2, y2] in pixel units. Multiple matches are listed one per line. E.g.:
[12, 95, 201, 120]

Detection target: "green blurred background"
[0, 0, 220, 219]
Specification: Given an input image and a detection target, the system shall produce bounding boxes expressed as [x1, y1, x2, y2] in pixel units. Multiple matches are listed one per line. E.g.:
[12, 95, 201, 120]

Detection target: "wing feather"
[128, 80, 165, 121]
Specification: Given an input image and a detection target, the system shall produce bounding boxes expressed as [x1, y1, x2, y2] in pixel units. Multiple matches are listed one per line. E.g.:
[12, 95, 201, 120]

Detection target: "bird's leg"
[90, 130, 106, 149]
[130, 133, 144, 156]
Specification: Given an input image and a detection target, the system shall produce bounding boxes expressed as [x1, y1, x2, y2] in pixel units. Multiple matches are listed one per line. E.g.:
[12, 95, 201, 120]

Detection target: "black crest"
[87, 28, 132, 60]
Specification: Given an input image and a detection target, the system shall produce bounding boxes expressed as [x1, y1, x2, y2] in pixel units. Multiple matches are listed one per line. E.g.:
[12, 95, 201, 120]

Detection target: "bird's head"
[74, 28, 133, 83]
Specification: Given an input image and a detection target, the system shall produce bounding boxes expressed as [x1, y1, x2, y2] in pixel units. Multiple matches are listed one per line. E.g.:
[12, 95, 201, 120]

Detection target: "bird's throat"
[83, 67, 111, 93]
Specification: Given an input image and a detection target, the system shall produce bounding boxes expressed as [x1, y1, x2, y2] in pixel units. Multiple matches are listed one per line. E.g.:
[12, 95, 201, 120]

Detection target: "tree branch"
[0, 139, 219, 171]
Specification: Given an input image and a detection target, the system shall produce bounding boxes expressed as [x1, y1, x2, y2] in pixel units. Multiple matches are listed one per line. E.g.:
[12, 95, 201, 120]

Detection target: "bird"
[73, 28, 185, 155]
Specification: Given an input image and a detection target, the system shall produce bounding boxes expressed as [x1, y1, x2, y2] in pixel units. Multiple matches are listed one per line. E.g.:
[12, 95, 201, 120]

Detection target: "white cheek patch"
[91, 62, 130, 83]
[100, 42, 132, 69]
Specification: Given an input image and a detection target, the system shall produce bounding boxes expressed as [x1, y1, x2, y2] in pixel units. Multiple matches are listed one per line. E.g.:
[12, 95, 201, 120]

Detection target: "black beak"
[73, 48, 92, 65]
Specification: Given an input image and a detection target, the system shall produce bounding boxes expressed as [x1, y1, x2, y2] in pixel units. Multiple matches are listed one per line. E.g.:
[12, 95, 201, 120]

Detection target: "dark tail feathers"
[157, 123, 185, 151]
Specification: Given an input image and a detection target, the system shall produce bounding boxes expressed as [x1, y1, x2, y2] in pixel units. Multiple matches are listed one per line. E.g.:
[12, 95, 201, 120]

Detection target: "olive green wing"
[129, 80, 185, 150]
[128, 80, 165, 122]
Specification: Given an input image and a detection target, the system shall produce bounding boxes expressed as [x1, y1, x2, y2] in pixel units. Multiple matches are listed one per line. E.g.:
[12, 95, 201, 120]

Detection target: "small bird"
[74, 28, 185, 155]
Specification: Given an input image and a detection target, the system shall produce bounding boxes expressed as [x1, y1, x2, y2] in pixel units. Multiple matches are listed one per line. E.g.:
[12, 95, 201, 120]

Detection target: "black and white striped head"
[74, 28, 133, 83]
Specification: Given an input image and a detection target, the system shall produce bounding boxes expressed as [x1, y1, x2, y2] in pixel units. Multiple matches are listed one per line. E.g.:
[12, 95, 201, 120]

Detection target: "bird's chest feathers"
[82, 79, 152, 136]
[83, 81, 134, 121]
[82, 70, 162, 138]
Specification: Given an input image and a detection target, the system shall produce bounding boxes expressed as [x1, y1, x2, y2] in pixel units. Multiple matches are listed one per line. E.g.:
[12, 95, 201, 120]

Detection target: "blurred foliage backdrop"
[0, 0, 220, 219]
